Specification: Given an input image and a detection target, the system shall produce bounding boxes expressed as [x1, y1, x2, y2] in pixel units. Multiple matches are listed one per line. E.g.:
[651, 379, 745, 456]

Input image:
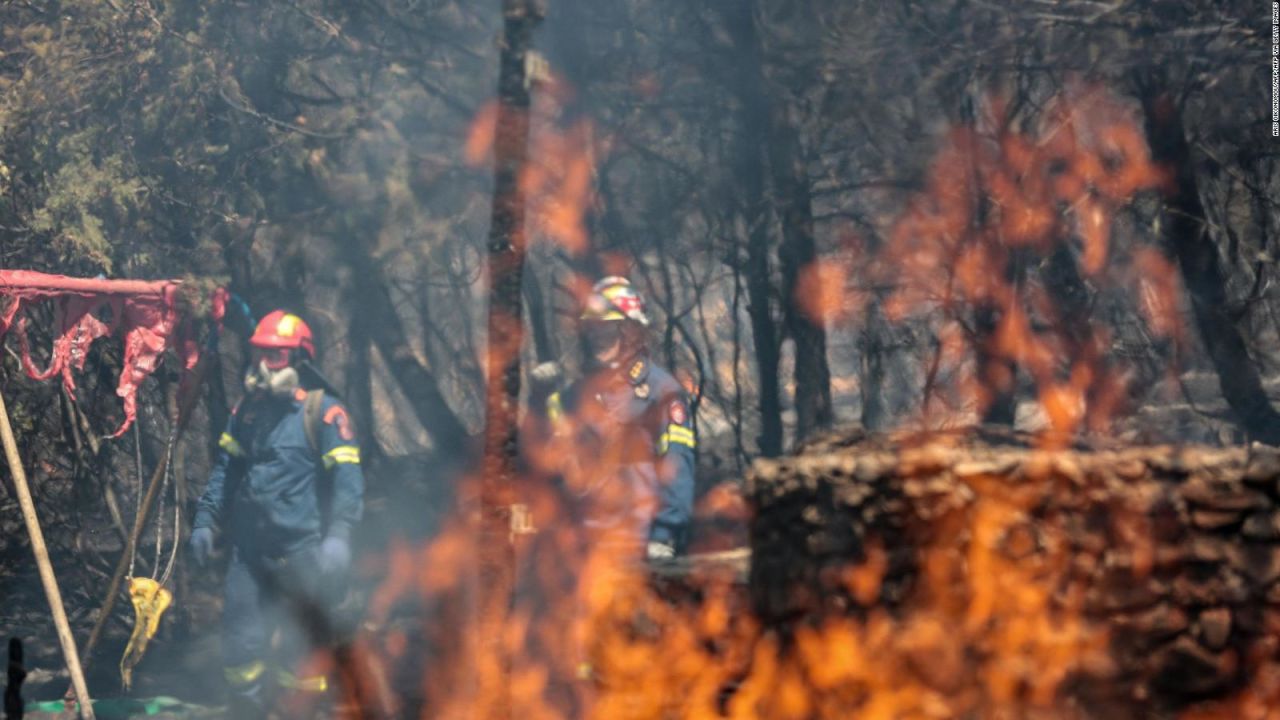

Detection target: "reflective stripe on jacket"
[194, 389, 363, 555]
[545, 358, 695, 546]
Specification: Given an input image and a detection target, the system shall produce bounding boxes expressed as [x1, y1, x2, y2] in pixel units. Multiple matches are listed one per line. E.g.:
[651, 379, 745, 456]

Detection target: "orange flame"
[796, 82, 1174, 438]
[793, 259, 859, 325]
[465, 66, 604, 257]
[332, 72, 1208, 720]
[464, 101, 500, 167]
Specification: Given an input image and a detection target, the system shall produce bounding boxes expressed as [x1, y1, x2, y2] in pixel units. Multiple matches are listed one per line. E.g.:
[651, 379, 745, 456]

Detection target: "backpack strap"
[302, 389, 325, 458]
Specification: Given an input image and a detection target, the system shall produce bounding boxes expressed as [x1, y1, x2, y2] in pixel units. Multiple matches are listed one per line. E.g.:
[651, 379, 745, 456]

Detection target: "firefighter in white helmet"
[531, 276, 696, 560]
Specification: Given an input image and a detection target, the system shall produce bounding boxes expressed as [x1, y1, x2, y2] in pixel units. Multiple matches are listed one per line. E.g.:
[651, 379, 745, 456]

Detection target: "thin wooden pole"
[0, 271, 172, 298]
[0, 388, 96, 720]
[479, 2, 541, 717]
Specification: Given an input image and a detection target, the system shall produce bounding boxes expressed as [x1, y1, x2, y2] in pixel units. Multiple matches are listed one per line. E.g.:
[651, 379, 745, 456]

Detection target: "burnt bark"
[976, 306, 1018, 425]
[1138, 83, 1280, 446]
[722, 2, 783, 457]
[522, 270, 555, 364]
[860, 299, 889, 430]
[343, 288, 380, 465]
[478, 1, 541, 717]
[731, 251, 749, 467]
[758, 0, 833, 442]
[768, 98, 833, 440]
[1042, 245, 1093, 356]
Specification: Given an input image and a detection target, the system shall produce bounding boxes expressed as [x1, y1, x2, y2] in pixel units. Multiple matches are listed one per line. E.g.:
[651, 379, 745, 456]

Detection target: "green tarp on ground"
[24, 696, 218, 719]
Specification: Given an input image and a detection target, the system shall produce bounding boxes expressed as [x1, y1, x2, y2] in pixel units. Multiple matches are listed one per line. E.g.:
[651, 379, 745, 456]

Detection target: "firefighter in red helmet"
[191, 310, 363, 718]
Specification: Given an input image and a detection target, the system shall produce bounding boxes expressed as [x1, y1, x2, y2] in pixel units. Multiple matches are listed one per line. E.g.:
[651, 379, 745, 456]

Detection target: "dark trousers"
[222, 544, 341, 715]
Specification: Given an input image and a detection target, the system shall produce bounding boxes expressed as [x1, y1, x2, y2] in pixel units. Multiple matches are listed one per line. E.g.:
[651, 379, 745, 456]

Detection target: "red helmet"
[249, 310, 315, 362]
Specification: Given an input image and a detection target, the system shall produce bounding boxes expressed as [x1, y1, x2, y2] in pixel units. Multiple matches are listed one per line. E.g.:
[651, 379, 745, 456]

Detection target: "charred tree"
[721, 1, 783, 457]
[967, 96, 1021, 428]
[861, 298, 891, 430]
[479, 0, 541, 717]
[523, 270, 556, 364]
[976, 303, 1018, 426]
[768, 94, 833, 440]
[1138, 79, 1280, 446]
[343, 287, 380, 466]
[337, 240, 471, 455]
[758, 0, 833, 441]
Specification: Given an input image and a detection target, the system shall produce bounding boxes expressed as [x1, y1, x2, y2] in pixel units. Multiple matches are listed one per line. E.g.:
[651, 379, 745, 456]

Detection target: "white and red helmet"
[580, 276, 650, 327]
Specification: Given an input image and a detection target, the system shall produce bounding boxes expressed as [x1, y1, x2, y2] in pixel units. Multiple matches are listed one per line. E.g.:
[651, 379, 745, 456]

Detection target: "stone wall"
[746, 427, 1280, 716]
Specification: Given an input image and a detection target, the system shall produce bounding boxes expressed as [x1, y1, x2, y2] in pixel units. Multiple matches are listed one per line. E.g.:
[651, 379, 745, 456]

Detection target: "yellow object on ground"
[119, 577, 173, 690]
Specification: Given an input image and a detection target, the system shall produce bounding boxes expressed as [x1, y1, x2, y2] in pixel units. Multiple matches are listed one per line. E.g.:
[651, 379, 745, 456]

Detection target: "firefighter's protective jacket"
[193, 389, 363, 556]
[545, 357, 695, 547]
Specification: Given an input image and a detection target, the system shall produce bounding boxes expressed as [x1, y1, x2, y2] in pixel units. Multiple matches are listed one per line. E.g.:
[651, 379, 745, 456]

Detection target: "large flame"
[348, 453, 1119, 718]
[313, 79, 1205, 719]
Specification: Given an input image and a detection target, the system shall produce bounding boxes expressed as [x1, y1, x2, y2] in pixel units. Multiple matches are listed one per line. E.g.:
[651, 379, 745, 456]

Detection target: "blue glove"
[318, 535, 351, 577]
[189, 527, 214, 568]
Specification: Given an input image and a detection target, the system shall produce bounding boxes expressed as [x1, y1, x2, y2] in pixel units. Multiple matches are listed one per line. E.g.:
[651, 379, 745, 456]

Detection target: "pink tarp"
[0, 270, 225, 437]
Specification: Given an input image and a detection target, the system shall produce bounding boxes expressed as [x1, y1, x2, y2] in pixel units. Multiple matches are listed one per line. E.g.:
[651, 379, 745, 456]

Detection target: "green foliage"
[29, 138, 145, 273]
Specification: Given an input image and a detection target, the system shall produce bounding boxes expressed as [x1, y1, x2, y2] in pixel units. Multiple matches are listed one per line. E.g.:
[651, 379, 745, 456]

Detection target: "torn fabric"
[0, 270, 225, 437]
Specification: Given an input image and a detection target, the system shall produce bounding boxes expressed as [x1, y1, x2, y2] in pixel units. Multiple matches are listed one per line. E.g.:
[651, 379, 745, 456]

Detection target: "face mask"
[243, 360, 300, 398]
[583, 322, 625, 369]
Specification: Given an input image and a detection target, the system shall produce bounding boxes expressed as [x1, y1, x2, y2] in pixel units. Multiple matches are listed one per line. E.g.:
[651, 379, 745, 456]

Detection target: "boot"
[227, 681, 269, 720]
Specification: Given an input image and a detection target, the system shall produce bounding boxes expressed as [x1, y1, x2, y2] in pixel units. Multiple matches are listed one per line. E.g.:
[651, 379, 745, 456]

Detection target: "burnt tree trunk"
[767, 98, 833, 440]
[860, 298, 890, 430]
[973, 118, 1021, 427]
[758, 0, 833, 442]
[1138, 81, 1280, 446]
[337, 239, 471, 455]
[344, 285, 380, 464]
[976, 303, 1018, 426]
[722, 2, 783, 457]
[523, 270, 555, 364]
[479, 1, 541, 717]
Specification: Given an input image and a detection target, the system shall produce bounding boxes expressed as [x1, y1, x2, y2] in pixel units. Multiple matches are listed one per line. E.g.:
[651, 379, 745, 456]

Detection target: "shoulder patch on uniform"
[628, 358, 648, 383]
[669, 399, 687, 425]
